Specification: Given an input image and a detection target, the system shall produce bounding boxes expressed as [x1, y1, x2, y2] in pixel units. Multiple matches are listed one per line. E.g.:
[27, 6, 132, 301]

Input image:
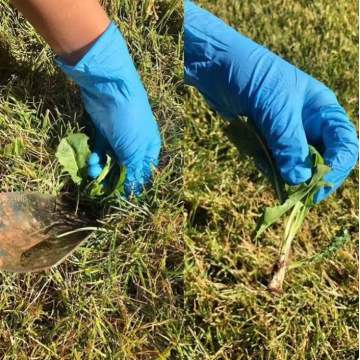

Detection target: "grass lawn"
[0, 0, 184, 358]
[0, 0, 358, 359]
[184, 0, 358, 359]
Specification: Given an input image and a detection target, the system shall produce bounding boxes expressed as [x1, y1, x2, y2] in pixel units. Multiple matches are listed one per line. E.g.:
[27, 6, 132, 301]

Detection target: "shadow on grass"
[0, 37, 93, 148]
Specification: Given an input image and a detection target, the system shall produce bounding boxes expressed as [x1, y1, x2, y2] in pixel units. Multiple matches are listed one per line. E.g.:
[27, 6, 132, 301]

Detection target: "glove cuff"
[55, 22, 140, 89]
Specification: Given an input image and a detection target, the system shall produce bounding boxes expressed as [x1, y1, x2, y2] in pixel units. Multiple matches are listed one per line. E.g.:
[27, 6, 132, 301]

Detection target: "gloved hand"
[184, 0, 358, 203]
[56, 22, 161, 196]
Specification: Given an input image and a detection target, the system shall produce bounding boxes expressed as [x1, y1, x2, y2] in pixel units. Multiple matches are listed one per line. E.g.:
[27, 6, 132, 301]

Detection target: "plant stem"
[268, 201, 307, 294]
[56, 227, 100, 238]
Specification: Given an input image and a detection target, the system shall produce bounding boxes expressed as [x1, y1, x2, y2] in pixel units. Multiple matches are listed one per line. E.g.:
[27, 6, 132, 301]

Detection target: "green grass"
[184, 0, 358, 359]
[0, 0, 184, 358]
[0, 0, 358, 359]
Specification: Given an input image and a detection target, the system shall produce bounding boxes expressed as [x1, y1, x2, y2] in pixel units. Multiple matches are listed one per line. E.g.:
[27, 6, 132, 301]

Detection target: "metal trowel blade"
[0, 192, 96, 273]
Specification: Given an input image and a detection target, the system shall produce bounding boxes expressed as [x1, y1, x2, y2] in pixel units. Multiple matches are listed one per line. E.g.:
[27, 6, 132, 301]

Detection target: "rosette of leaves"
[55, 133, 126, 199]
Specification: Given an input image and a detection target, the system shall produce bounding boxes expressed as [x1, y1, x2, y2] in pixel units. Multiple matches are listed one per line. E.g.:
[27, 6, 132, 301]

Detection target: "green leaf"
[111, 166, 127, 196]
[56, 132, 126, 199]
[289, 229, 351, 269]
[310, 145, 325, 166]
[255, 146, 331, 238]
[87, 157, 126, 198]
[56, 133, 91, 185]
[88, 155, 113, 198]
[96, 155, 112, 184]
[88, 182, 105, 198]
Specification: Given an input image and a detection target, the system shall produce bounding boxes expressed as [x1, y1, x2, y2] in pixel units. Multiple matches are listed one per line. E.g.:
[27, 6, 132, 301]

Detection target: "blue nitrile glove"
[56, 22, 161, 196]
[184, 1, 358, 203]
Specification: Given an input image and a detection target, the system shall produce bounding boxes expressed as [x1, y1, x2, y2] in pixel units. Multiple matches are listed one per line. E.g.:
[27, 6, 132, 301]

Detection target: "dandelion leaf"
[56, 133, 91, 185]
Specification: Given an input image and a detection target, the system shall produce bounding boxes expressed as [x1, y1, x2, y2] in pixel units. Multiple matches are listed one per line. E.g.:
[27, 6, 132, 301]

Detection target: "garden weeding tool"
[0, 192, 97, 273]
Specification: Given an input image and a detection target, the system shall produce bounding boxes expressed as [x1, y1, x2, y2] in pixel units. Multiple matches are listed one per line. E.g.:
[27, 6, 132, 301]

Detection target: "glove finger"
[313, 168, 348, 204]
[145, 133, 161, 168]
[87, 132, 109, 179]
[313, 106, 358, 203]
[123, 151, 147, 198]
[124, 131, 161, 195]
[124, 169, 145, 198]
[124, 155, 158, 197]
[142, 158, 158, 186]
[259, 102, 312, 185]
[143, 137, 161, 184]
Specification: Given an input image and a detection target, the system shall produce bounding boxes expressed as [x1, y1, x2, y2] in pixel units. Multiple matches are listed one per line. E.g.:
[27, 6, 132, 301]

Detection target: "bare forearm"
[10, 0, 110, 64]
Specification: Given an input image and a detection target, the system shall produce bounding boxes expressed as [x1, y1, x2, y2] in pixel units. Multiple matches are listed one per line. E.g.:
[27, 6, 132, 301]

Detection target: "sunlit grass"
[184, 0, 358, 359]
[0, 1, 184, 358]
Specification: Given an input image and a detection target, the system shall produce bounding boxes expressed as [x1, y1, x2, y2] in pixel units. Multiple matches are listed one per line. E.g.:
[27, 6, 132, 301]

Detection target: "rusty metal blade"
[0, 192, 95, 273]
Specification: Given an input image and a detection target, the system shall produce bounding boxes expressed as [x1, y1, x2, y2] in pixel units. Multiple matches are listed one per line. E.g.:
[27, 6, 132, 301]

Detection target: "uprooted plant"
[55, 132, 126, 201]
[255, 146, 331, 293]
[226, 118, 350, 294]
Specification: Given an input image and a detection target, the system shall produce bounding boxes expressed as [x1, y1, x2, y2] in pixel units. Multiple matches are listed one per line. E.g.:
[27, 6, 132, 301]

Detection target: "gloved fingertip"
[124, 167, 146, 198]
[313, 180, 337, 203]
[88, 152, 101, 166]
[143, 172, 152, 186]
[142, 158, 158, 185]
[280, 165, 312, 186]
[312, 167, 346, 204]
[312, 187, 330, 204]
[144, 133, 161, 163]
[150, 157, 159, 168]
[124, 182, 143, 198]
[88, 163, 103, 179]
